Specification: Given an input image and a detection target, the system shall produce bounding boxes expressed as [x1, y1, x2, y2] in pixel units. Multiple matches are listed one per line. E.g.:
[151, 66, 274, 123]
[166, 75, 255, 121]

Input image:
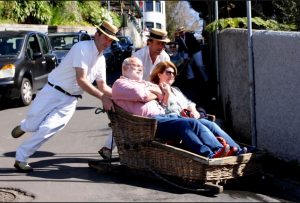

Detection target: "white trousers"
[103, 131, 116, 150]
[16, 84, 78, 162]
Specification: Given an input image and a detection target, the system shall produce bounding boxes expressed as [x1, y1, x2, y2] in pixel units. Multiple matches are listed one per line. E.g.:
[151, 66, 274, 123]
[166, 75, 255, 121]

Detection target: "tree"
[166, 1, 203, 41]
[165, 1, 179, 40]
[189, 0, 300, 32]
[0, 0, 121, 27]
[1, 1, 51, 24]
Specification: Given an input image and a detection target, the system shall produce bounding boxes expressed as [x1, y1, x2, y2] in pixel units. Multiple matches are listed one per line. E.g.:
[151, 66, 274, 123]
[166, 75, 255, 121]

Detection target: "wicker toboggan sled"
[93, 105, 261, 195]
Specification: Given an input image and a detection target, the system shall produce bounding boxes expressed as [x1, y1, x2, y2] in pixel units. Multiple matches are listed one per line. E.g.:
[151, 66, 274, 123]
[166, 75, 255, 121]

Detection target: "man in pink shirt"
[112, 60, 164, 117]
[110, 57, 229, 159]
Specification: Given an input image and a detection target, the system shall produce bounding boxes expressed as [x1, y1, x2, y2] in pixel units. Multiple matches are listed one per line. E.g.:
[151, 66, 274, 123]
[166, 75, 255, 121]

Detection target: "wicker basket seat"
[107, 105, 260, 185]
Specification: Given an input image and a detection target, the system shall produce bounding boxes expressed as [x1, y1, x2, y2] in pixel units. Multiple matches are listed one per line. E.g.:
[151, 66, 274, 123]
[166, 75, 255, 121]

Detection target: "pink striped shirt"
[112, 77, 165, 117]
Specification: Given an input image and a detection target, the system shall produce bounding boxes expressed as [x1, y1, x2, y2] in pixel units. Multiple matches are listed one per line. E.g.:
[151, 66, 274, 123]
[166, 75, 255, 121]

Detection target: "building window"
[156, 23, 161, 29]
[155, 1, 161, 13]
[145, 0, 153, 12]
[145, 22, 154, 29]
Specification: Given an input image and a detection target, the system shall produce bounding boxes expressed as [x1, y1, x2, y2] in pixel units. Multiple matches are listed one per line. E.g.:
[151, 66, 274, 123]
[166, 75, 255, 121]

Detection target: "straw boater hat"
[95, 20, 119, 41]
[147, 28, 170, 43]
[176, 26, 185, 33]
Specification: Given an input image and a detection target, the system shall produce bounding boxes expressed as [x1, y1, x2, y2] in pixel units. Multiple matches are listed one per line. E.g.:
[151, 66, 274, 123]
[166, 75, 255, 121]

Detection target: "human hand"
[190, 109, 201, 119]
[159, 82, 171, 95]
[148, 83, 161, 92]
[101, 96, 115, 112]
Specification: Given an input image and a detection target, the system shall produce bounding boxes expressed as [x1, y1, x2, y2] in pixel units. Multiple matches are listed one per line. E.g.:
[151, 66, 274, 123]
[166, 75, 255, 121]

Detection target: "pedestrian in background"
[166, 42, 184, 71]
[175, 26, 208, 82]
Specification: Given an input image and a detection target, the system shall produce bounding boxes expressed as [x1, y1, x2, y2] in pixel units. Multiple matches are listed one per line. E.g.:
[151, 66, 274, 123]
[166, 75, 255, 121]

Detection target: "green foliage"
[205, 17, 297, 33]
[272, 0, 299, 24]
[110, 12, 121, 28]
[79, 1, 105, 26]
[0, 2, 15, 24]
[0, 0, 120, 27]
[166, 1, 179, 41]
[50, 1, 85, 26]
[6, 1, 52, 24]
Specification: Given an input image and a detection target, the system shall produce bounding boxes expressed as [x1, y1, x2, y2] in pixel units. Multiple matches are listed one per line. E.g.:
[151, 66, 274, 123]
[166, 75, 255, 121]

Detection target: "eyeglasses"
[128, 63, 143, 68]
[164, 70, 176, 76]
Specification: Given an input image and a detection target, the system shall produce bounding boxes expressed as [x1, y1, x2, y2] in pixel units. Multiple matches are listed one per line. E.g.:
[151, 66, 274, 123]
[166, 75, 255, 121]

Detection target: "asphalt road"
[0, 89, 298, 202]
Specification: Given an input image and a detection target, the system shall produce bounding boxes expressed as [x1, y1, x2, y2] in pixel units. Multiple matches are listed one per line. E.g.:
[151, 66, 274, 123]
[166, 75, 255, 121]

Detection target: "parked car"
[0, 30, 58, 106]
[117, 36, 135, 58]
[104, 35, 135, 72]
[48, 30, 91, 64]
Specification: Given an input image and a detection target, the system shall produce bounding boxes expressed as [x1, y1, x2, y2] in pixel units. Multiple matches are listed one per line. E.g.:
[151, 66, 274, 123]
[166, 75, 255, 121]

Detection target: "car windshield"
[48, 34, 79, 50]
[0, 36, 24, 57]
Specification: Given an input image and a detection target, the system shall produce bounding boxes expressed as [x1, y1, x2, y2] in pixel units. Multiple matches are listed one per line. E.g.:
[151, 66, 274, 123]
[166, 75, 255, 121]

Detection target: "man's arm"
[96, 79, 112, 98]
[112, 79, 158, 102]
[147, 83, 163, 96]
[75, 67, 114, 111]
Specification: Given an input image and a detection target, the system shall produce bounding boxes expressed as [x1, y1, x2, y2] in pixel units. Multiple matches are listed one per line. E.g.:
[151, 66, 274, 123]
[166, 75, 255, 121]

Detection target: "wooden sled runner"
[91, 105, 262, 195]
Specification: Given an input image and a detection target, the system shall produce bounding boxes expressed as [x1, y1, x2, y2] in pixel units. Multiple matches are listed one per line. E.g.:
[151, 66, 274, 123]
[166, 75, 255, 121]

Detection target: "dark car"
[118, 36, 135, 58]
[48, 30, 91, 64]
[104, 35, 135, 72]
[0, 30, 58, 106]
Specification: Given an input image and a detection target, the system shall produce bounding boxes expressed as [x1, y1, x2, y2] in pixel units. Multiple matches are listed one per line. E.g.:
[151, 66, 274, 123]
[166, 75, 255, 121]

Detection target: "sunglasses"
[164, 70, 176, 76]
[170, 46, 176, 48]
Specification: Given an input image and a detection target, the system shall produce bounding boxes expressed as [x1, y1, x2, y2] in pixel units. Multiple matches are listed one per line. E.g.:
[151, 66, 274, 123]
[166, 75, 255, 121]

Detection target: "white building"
[102, 1, 167, 48]
[137, 1, 166, 31]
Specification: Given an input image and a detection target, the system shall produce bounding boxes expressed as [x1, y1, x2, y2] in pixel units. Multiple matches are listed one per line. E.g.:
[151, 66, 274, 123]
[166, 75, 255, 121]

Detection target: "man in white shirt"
[11, 20, 119, 172]
[132, 28, 170, 80]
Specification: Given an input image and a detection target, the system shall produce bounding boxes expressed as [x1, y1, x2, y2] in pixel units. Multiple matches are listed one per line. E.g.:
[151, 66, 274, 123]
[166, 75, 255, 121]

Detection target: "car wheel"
[19, 77, 33, 106]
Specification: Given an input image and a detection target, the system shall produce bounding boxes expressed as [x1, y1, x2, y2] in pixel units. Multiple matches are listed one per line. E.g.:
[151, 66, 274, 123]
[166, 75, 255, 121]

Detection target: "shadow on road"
[3, 151, 55, 158]
[2, 150, 299, 201]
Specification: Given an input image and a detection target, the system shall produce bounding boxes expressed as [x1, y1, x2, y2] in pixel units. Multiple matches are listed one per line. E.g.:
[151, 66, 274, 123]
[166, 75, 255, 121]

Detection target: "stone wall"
[219, 28, 300, 162]
[0, 24, 48, 32]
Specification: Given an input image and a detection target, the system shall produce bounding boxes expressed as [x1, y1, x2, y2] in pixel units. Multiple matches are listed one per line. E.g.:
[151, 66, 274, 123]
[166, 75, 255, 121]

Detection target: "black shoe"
[11, 125, 25, 138]
[14, 161, 33, 173]
[98, 147, 112, 160]
[237, 147, 248, 155]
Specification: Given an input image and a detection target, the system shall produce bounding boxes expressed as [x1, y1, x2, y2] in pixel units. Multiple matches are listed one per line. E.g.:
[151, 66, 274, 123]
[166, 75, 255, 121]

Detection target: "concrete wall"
[0, 24, 49, 32]
[0, 23, 96, 35]
[219, 29, 300, 162]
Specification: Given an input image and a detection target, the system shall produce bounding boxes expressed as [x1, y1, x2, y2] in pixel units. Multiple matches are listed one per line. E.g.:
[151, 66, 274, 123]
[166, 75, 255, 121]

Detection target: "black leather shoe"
[11, 125, 25, 138]
[14, 161, 33, 173]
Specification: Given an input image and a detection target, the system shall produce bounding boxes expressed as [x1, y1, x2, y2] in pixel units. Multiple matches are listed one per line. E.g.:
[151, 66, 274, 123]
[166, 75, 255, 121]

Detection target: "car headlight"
[0, 64, 15, 79]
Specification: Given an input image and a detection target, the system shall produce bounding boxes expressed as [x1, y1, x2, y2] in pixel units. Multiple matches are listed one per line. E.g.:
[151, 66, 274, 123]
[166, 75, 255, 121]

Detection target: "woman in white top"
[150, 61, 247, 156]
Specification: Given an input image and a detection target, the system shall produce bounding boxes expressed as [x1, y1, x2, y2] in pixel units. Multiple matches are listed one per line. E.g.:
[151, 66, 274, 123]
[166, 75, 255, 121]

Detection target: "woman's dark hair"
[149, 61, 177, 84]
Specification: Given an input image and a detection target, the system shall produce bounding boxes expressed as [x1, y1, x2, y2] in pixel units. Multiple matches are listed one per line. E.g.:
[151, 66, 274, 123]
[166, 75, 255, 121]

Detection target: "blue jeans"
[152, 115, 223, 158]
[199, 118, 241, 151]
